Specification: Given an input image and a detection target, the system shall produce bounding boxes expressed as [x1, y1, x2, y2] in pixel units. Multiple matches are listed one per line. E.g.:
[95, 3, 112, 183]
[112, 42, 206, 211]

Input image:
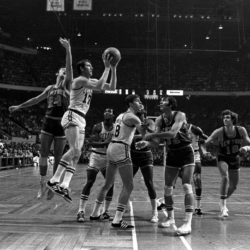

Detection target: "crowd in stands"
[1, 49, 250, 91]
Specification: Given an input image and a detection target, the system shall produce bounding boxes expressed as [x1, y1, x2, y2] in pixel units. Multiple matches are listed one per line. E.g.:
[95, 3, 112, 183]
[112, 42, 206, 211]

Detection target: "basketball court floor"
[0, 164, 249, 250]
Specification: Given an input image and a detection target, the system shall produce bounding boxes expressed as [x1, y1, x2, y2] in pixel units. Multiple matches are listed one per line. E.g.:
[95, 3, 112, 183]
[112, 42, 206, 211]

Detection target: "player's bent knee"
[183, 183, 193, 195]
[164, 186, 173, 196]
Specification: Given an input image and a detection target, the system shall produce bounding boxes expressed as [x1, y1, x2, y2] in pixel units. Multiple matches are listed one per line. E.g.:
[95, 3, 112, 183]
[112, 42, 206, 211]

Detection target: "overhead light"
[190, 15, 193, 18]
[218, 25, 223, 30]
[206, 36, 210, 40]
[77, 32, 81, 37]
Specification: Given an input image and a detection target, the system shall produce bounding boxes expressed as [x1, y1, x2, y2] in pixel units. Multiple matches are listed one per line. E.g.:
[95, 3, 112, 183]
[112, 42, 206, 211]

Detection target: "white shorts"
[107, 142, 131, 168]
[61, 110, 86, 134]
[194, 151, 201, 163]
[88, 152, 107, 173]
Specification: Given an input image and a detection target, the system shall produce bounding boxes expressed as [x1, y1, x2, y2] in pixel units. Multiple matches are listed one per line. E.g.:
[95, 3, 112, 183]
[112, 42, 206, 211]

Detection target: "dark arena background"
[1, 0, 250, 249]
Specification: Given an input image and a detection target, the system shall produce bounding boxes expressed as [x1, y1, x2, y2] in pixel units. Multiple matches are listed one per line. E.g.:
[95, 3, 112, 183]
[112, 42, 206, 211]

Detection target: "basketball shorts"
[61, 110, 86, 134]
[218, 154, 240, 171]
[87, 152, 107, 173]
[107, 141, 132, 168]
[131, 150, 154, 169]
[166, 145, 195, 169]
[41, 117, 65, 138]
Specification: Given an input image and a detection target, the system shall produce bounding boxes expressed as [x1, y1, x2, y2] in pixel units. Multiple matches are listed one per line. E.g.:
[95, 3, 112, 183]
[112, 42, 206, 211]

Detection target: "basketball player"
[136, 96, 194, 236]
[201, 110, 250, 218]
[77, 108, 115, 222]
[9, 38, 72, 200]
[90, 95, 145, 229]
[157, 123, 208, 216]
[46, 52, 120, 203]
[131, 109, 159, 223]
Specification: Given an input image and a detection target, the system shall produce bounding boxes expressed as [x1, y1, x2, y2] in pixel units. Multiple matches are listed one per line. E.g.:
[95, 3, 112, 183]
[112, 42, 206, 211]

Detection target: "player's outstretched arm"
[59, 38, 73, 91]
[8, 86, 51, 113]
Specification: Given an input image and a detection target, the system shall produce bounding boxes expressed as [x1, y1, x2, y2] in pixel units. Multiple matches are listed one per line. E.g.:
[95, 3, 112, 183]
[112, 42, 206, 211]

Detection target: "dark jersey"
[45, 85, 69, 119]
[219, 126, 242, 157]
[161, 111, 192, 150]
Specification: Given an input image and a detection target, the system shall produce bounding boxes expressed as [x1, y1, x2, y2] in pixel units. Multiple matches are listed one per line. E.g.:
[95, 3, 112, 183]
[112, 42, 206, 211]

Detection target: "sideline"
[130, 201, 138, 250]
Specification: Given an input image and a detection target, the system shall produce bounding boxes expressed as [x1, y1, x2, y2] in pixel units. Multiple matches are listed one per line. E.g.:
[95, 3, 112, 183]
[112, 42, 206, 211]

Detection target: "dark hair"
[221, 109, 238, 125]
[161, 95, 178, 110]
[125, 94, 140, 108]
[76, 59, 91, 75]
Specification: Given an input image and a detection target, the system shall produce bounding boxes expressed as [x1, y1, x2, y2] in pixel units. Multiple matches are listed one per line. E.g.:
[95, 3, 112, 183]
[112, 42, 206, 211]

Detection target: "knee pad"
[164, 186, 173, 197]
[183, 183, 193, 195]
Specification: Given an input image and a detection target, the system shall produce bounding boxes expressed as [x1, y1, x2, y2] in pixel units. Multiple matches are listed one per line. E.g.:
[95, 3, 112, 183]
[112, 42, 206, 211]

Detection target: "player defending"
[9, 38, 72, 200]
[201, 110, 250, 218]
[77, 108, 115, 222]
[131, 109, 159, 222]
[136, 96, 195, 235]
[47, 52, 120, 203]
[90, 95, 145, 229]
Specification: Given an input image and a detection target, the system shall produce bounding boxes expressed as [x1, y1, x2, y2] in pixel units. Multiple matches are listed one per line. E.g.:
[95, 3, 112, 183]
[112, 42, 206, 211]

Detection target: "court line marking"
[0, 170, 35, 178]
[157, 200, 193, 250]
[130, 201, 138, 250]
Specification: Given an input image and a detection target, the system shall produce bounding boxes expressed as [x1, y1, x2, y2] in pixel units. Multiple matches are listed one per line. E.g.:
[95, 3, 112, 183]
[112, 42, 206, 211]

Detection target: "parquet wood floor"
[0, 164, 250, 250]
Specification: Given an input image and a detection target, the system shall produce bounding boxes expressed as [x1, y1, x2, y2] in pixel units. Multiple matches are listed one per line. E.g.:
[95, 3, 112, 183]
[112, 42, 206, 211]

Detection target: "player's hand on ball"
[9, 106, 19, 113]
[135, 141, 148, 150]
[102, 53, 112, 68]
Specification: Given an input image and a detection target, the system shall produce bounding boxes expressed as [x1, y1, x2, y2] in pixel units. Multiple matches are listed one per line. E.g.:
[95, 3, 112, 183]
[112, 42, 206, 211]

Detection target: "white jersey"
[92, 122, 115, 155]
[188, 125, 199, 151]
[68, 83, 93, 116]
[112, 112, 137, 146]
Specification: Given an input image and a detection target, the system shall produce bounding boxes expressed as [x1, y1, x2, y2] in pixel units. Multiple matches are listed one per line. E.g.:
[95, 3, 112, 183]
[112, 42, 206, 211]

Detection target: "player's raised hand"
[102, 53, 112, 68]
[9, 106, 20, 114]
[59, 38, 71, 50]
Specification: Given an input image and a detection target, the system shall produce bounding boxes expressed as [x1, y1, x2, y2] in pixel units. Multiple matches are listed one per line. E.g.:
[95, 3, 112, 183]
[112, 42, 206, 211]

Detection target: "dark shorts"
[131, 150, 153, 169]
[194, 161, 202, 174]
[218, 154, 240, 171]
[166, 145, 195, 170]
[41, 117, 65, 138]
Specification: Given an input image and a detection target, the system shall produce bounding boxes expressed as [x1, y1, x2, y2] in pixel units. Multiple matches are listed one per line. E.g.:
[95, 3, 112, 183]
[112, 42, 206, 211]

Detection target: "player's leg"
[193, 161, 203, 215]
[227, 169, 240, 198]
[77, 168, 98, 222]
[111, 161, 134, 229]
[218, 161, 229, 217]
[47, 136, 66, 200]
[37, 132, 53, 199]
[140, 165, 158, 222]
[90, 162, 117, 219]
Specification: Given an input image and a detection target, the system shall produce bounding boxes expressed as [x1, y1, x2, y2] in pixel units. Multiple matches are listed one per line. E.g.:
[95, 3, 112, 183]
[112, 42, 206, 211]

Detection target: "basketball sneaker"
[159, 217, 175, 228]
[176, 223, 192, 235]
[150, 212, 159, 223]
[37, 181, 47, 199]
[220, 207, 229, 218]
[90, 211, 113, 221]
[62, 188, 72, 203]
[77, 211, 85, 222]
[111, 220, 134, 229]
[46, 181, 63, 196]
[46, 189, 54, 200]
[195, 208, 203, 216]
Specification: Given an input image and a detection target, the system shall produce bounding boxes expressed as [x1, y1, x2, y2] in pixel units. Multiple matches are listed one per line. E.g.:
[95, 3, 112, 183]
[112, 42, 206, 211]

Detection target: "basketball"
[104, 47, 121, 66]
